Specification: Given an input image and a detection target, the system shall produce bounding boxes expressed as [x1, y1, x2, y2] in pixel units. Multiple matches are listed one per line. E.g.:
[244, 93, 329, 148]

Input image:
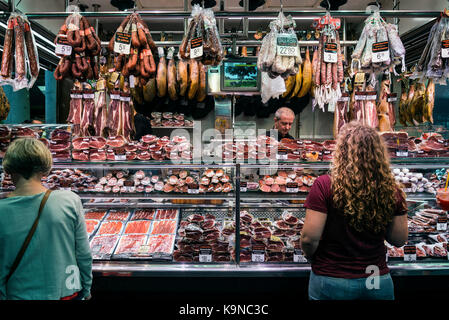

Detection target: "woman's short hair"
[3, 138, 52, 179]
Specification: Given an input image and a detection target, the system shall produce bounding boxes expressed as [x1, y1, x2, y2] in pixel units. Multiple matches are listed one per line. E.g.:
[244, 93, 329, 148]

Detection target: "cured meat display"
[150, 220, 177, 235]
[84, 209, 107, 220]
[413, 11, 449, 84]
[131, 209, 156, 220]
[150, 112, 193, 128]
[85, 219, 100, 238]
[155, 209, 179, 220]
[53, 9, 101, 81]
[113, 234, 147, 257]
[108, 12, 157, 80]
[90, 235, 120, 260]
[41, 168, 97, 192]
[145, 234, 176, 255]
[105, 210, 131, 221]
[398, 78, 435, 127]
[174, 211, 232, 262]
[392, 167, 448, 196]
[124, 220, 152, 234]
[233, 210, 304, 263]
[257, 12, 301, 79]
[351, 10, 405, 77]
[254, 170, 317, 194]
[0, 13, 39, 90]
[179, 5, 223, 66]
[312, 13, 344, 111]
[97, 221, 124, 235]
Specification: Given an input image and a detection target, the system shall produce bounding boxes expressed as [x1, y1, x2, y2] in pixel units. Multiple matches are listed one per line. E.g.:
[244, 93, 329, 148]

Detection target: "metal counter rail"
[92, 261, 449, 277]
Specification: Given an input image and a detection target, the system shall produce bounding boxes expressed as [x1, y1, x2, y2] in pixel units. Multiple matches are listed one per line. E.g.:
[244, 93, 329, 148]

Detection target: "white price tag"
[355, 95, 366, 101]
[437, 223, 448, 231]
[199, 254, 212, 263]
[251, 253, 265, 263]
[129, 75, 135, 88]
[276, 34, 300, 57]
[293, 249, 308, 263]
[387, 97, 397, 103]
[323, 42, 338, 63]
[403, 245, 417, 262]
[240, 182, 247, 193]
[372, 41, 390, 63]
[114, 155, 126, 161]
[286, 187, 299, 193]
[276, 153, 288, 160]
[187, 188, 200, 194]
[338, 96, 350, 102]
[190, 37, 203, 59]
[83, 94, 95, 99]
[114, 32, 132, 55]
[396, 150, 409, 157]
[55, 44, 72, 56]
[442, 40, 449, 58]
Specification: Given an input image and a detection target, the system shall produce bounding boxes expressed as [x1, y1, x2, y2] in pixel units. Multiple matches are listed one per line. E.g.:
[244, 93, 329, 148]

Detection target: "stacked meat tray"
[387, 205, 449, 260]
[87, 208, 179, 260]
[236, 210, 304, 263]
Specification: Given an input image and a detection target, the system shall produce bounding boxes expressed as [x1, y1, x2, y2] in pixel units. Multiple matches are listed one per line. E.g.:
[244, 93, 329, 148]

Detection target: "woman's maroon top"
[304, 175, 407, 279]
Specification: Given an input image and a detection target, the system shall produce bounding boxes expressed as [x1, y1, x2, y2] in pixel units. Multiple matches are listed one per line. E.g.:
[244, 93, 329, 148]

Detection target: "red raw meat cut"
[89, 136, 107, 149]
[124, 220, 152, 234]
[114, 234, 147, 255]
[125, 143, 138, 152]
[80, 91, 96, 136]
[50, 129, 71, 141]
[89, 149, 107, 161]
[12, 127, 38, 138]
[85, 209, 107, 220]
[147, 234, 175, 254]
[48, 140, 70, 152]
[187, 214, 204, 223]
[72, 150, 89, 161]
[126, 151, 137, 161]
[418, 139, 447, 152]
[105, 93, 121, 137]
[67, 90, 83, 136]
[131, 209, 155, 220]
[72, 137, 91, 150]
[137, 151, 152, 161]
[85, 219, 100, 236]
[106, 210, 131, 221]
[107, 135, 126, 148]
[98, 221, 124, 235]
[141, 134, 157, 144]
[151, 220, 177, 234]
[90, 235, 119, 258]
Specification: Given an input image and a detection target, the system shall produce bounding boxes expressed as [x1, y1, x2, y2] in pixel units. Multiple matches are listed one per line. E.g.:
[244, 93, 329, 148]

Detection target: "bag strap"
[6, 189, 52, 284]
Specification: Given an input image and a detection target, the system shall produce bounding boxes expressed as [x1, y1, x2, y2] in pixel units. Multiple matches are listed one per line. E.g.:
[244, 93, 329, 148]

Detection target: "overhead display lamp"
[319, 0, 348, 10]
[110, 0, 135, 11]
[239, 0, 266, 11]
[191, 0, 217, 8]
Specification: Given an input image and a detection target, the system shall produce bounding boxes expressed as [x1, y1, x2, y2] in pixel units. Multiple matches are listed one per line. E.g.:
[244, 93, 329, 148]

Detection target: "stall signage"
[251, 245, 265, 263]
[323, 42, 338, 63]
[114, 32, 132, 54]
[190, 37, 203, 59]
[286, 182, 299, 193]
[372, 41, 390, 63]
[403, 245, 417, 262]
[276, 34, 299, 57]
[199, 245, 212, 263]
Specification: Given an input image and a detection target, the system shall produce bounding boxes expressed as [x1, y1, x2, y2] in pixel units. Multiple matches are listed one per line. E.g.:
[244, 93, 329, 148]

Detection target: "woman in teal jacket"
[0, 138, 92, 300]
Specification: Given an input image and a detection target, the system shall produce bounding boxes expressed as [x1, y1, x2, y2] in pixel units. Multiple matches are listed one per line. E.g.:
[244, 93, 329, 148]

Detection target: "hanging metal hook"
[327, 0, 331, 11]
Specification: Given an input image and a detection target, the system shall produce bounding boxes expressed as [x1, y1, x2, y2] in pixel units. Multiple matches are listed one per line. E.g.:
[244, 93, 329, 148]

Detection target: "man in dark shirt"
[266, 107, 295, 141]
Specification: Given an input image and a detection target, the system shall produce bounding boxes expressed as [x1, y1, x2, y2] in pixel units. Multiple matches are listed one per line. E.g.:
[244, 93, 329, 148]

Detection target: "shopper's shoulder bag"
[5, 189, 52, 284]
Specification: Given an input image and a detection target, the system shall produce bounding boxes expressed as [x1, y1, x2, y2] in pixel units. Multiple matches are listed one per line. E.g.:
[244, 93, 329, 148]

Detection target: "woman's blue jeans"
[308, 271, 395, 300]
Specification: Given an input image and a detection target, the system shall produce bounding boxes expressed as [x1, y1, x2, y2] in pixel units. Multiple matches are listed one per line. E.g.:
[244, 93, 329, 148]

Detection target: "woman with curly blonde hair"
[300, 122, 408, 300]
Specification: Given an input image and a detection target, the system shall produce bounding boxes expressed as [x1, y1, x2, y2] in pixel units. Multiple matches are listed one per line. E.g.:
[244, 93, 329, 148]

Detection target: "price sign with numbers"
[442, 40, 449, 58]
[55, 36, 72, 56]
[437, 215, 448, 231]
[199, 246, 212, 263]
[323, 42, 338, 63]
[276, 34, 299, 57]
[293, 248, 308, 263]
[372, 41, 390, 63]
[251, 246, 265, 263]
[188, 183, 200, 194]
[190, 37, 203, 59]
[276, 148, 288, 160]
[114, 32, 132, 55]
[403, 245, 417, 262]
[387, 93, 397, 103]
[286, 182, 299, 194]
[240, 181, 248, 193]
[396, 148, 409, 157]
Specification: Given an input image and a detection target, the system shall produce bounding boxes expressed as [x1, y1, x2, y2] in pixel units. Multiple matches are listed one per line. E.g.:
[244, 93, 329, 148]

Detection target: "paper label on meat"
[323, 42, 338, 63]
[199, 246, 212, 263]
[437, 215, 448, 231]
[55, 36, 72, 56]
[403, 245, 417, 262]
[251, 246, 265, 263]
[276, 34, 299, 57]
[293, 248, 308, 263]
[115, 155, 126, 161]
[240, 181, 247, 193]
[442, 40, 449, 58]
[129, 75, 135, 88]
[190, 37, 203, 59]
[114, 32, 132, 55]
[372, 41, 390, 63]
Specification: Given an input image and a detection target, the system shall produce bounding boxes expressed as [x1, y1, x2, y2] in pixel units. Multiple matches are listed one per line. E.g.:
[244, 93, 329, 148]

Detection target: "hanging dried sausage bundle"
[0, 13, 40, 91]
[53, 9, 101, 81]
[312, 15, 343, 112]
[179, 4, 223, 66]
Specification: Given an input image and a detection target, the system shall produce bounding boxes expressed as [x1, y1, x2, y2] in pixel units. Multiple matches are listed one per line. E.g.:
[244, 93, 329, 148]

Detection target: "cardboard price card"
[442, 40, 449, 58]
[251, 245, 265, 263]
[55, 36, 72, 56]
[403, 245, 417, 262]
[114, 32, 132, 55]
[372, 41, 390, 63]
[323, 42, 338, 63]
[199, 246, 212, 263]
[190, 37, 203, 59]
[276, 34, 299, 57]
